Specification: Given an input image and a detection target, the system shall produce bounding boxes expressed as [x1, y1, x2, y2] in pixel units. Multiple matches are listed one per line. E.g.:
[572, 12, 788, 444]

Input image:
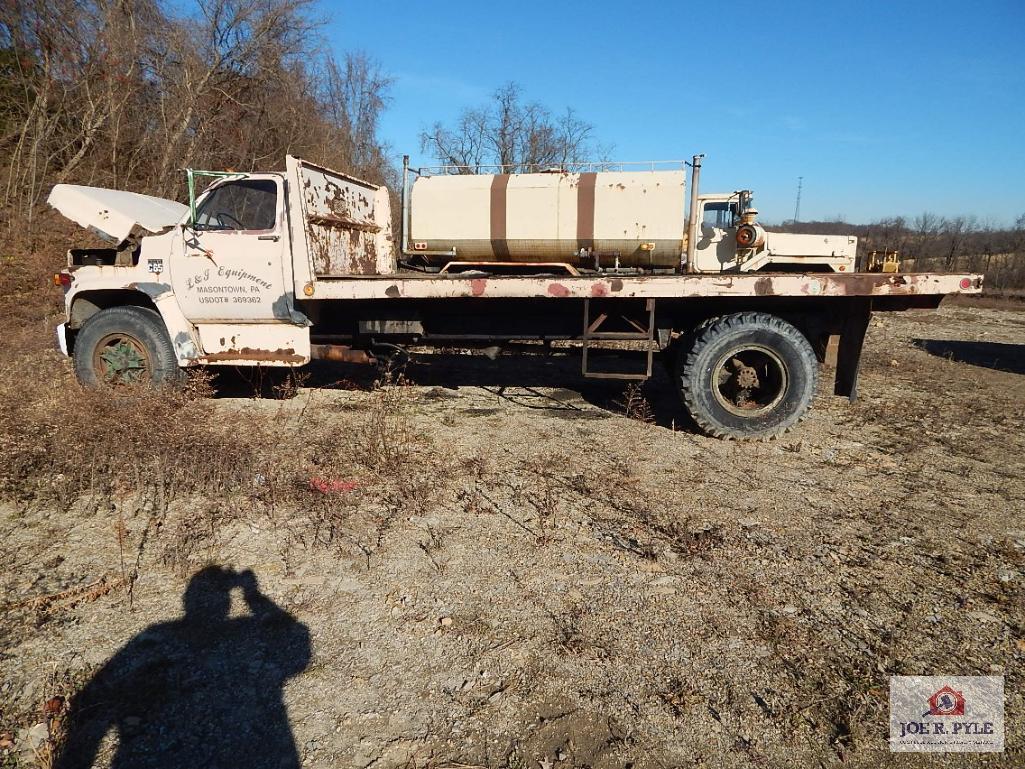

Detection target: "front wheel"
[73, 306, 182, 387]
[676, 312, 818, 440]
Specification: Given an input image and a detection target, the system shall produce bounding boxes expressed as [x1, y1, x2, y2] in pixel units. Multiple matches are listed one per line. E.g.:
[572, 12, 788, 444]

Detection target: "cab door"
[172, 175, 292, 323]
[692, 199, 740, 272]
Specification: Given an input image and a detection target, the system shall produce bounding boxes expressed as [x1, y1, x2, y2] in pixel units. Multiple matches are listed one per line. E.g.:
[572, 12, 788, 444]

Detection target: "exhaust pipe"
[310, 344, 376, 365]
[400, 154, 410, 257]
[685, 153, 704, 273]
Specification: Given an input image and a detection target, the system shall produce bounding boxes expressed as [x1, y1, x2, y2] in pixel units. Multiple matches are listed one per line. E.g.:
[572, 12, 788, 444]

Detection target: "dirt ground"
[2, 300, 1023, 768]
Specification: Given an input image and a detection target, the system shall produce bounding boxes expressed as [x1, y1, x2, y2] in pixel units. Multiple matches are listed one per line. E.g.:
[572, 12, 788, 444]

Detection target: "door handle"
[258, 234, 280, 242]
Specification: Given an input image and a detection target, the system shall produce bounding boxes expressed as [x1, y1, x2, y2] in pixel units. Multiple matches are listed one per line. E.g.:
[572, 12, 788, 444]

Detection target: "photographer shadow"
[56, 566, 310, 769]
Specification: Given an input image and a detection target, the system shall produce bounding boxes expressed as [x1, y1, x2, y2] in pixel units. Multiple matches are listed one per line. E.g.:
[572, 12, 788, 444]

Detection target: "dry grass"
[0, 241, 445, 590]
[0, 357, 258, 505]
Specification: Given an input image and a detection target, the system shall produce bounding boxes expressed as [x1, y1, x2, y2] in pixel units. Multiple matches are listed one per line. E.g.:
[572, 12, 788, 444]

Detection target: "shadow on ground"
[56, 566, 310, 769]
[209, 349, 695, 431]
[913, 338, 1025, 375]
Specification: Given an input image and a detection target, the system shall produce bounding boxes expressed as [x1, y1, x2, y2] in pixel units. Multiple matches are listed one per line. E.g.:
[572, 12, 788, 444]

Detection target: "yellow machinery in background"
[866, 250, 901, 273]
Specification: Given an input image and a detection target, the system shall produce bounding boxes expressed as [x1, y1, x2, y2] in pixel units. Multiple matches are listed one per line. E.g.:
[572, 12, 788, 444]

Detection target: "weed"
[271, 369, 310, 399]
[520, 453, 565, 544]
[614, 382, 654, 423]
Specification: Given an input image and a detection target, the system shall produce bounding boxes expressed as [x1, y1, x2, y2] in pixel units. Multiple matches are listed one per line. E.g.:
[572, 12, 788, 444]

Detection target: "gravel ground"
[1, 301, 1023, 768]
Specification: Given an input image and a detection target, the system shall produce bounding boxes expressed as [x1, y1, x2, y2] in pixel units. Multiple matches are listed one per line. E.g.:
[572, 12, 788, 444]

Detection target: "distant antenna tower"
[793, 176, 803, 224]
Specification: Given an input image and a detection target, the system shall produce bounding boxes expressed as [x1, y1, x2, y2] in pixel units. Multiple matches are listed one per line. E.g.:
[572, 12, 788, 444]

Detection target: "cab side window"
[195, 180, 277, 231]
[701, 202, 736, 229]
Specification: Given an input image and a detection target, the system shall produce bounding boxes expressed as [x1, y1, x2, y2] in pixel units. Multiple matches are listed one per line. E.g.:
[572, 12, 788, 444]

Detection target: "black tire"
[675, 312, 818, 440]
[73, 306, 182, 387]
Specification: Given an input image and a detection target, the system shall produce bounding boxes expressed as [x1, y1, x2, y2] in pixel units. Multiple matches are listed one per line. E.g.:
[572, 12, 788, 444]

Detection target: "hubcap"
[712, 345, 788, 417]
[94, 334, 149, 385]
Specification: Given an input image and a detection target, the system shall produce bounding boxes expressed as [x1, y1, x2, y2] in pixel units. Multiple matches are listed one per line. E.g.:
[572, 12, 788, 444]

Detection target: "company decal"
[186, 267, 272, 305]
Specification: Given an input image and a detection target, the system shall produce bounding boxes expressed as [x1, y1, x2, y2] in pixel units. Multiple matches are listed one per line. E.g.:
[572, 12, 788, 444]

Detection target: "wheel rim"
[711, 344, 788, 417]
[93, 333, 150, 385]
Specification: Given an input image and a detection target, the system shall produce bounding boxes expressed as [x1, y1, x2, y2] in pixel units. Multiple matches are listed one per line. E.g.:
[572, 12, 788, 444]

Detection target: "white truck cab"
[51, 158, 392, 377]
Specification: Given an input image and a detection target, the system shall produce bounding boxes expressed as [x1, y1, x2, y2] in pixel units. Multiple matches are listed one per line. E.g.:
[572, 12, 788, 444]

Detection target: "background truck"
[48, 155, 983, 439]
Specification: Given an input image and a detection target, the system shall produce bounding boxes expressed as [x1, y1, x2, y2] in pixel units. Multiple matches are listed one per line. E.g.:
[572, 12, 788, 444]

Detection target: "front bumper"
[56, 323, 69, 356]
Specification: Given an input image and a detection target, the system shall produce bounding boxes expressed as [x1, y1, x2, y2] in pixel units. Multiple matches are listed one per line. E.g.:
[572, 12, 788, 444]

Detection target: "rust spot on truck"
[840, 274, 907, 296]
[610, 278, 624, 292]
[198, 348, 305, 364]
[753, 277, 775, 296]
[307, 213, 381, 233]
[548, 283, 571, 297]
[470, 278, 487, 297]
[590, 282, 608, 297]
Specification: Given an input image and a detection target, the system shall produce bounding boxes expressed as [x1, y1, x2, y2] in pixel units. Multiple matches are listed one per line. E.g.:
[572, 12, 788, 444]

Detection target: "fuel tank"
[408, 170, 686, 268]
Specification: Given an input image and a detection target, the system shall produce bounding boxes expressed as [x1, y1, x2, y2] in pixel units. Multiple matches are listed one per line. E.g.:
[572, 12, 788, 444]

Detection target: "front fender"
[65, 270, 201, 365]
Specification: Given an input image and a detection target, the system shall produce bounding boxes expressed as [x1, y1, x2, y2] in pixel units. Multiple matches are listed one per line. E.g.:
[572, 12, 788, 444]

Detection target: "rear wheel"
[676, 312, 818, 439]
[73, 306, 181, 387]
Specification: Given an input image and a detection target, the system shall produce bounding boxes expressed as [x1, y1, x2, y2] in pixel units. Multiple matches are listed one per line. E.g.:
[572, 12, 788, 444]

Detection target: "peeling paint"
[172, 331, 199, 361]
[753, 277, 775, 296]
[126, 281, 173, 299]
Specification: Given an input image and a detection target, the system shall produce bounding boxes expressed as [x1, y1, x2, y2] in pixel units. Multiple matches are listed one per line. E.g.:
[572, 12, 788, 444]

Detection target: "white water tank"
[409, 170, 686, 268]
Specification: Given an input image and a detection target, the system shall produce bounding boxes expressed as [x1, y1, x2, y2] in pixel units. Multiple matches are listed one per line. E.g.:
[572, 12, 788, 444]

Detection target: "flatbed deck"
[307, 271, 984, 301]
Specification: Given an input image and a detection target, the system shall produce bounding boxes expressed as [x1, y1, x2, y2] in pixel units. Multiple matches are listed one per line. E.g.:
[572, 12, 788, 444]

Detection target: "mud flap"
[56, 323, 69, 356]
[834, 297, 872, 401]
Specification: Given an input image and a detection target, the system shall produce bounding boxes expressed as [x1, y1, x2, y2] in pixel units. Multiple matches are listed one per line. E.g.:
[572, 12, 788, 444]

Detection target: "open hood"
[48, 184, 188, 244]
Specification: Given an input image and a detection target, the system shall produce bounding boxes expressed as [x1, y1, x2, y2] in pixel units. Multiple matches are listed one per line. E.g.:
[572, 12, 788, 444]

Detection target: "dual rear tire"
[674, 312, 818, 440]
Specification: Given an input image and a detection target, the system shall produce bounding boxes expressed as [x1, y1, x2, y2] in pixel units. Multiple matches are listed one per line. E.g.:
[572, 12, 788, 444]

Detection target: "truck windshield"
[194, 179, 277, 231]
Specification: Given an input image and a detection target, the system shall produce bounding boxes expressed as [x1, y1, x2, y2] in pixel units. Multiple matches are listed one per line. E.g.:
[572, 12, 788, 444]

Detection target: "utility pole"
[793, 176, 803, 225]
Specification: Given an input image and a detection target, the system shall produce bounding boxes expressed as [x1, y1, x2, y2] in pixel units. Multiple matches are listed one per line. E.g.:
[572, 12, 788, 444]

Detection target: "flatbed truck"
[48, 155, 983, 439]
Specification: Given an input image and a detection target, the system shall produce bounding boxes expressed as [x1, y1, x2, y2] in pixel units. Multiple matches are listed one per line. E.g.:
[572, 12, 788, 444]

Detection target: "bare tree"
[909, 212, 939, 261]
[940, 215, 976, 270]
[0, 0, 395, 234]
[318, 53, 393, 180]
[149, 0, 321, 195]
[420, 82, 602, 173]
[873, 216, 909, 254]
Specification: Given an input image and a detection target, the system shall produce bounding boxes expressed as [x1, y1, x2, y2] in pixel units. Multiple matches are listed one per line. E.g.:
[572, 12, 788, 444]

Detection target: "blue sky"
[322, 0, 1025, 225]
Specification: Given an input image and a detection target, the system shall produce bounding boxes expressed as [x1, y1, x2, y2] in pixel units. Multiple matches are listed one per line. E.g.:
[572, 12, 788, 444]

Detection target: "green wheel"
[73, 306, 182, 387]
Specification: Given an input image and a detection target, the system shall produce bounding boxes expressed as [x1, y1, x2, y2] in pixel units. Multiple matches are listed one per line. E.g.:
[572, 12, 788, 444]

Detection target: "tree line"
[0, 0, 392, 232]
[771, 214, 1025, 290]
